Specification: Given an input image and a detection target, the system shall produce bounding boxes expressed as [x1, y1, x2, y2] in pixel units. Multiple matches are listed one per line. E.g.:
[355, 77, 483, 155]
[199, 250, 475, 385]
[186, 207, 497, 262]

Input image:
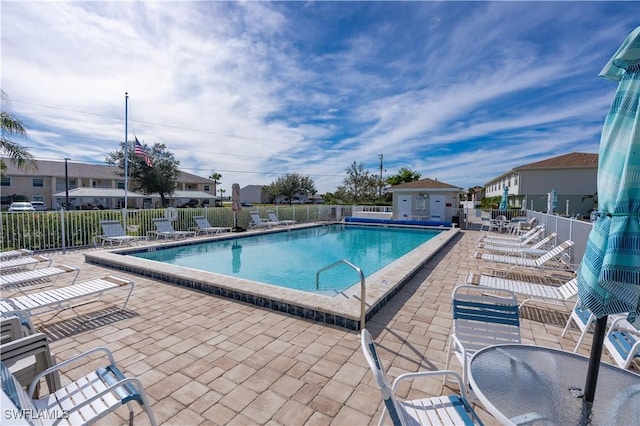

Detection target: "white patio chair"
[1, 332, 61, 398]
[466, 273, 578, 310]
[445, 285, 521, 390]
[560, 300, 597, 353]
[361, 329, 483, 426]
[1, 346, 157, 425]
[560, 301, 631, 356]
[604, 317, 640, 369]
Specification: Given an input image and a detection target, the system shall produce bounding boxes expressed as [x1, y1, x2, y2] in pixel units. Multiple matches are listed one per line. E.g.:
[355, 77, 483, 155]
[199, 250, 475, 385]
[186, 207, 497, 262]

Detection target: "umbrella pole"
[584, 315, 608, 402]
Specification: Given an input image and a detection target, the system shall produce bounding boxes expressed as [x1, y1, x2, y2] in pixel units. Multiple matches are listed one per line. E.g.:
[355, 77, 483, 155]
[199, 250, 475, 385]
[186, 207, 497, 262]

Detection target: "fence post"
[60, 208, 67, 254]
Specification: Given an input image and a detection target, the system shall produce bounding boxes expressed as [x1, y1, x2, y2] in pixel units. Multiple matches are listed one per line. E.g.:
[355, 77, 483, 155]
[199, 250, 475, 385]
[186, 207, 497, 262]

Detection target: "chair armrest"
[391, 370, 468, 399]
[450, 334, 470, 362]
[28, 346, 116, 397]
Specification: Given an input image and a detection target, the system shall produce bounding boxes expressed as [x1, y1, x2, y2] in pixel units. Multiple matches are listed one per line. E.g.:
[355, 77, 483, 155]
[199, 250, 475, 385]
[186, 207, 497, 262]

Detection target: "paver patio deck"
[4, 229, 635, 425]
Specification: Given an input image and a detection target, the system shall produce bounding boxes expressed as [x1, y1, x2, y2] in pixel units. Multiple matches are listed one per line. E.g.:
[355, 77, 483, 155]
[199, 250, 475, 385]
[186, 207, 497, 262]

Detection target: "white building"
[387, 178, 464, 223]
[1, 158, 218, 210]
[484, 152, 598, 216]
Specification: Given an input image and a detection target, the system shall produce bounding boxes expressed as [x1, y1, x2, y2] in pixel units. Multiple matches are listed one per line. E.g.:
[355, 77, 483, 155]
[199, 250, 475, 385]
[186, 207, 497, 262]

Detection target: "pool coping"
[84, 222, 459, 330]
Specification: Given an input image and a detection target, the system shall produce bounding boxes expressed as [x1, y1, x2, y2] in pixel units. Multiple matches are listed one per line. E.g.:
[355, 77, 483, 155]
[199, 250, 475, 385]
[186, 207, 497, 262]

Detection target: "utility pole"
[64, 158, 70, 209]
[378, 154, 384, 204]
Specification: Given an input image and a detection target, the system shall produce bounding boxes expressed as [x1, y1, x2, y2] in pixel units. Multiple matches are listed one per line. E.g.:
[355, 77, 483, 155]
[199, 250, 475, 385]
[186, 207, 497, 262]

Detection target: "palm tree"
[209, 172, 221, 197]
[1, 90, 37, 173]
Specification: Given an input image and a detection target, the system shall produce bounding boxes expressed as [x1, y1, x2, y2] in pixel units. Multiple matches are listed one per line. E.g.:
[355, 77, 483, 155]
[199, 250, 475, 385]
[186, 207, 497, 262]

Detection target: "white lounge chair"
[513, 217, 537, 234]
[249, 212, 273, 229]
[0, 275, 134, 323]
[478, 232, 557, 254]
[0, 255, 52, 272]
[478, 227, 547, 248]
[0, 249, 33, 261]
[1, 346, 157, 425]
[361, 329, 483, 426]
[267, 212, 296, 226]
[97, 220, 147, 246]
[473, 240, 575, 275]
[479, 225, 545, 244]
[0, 264, 80, 293]
[445, 285, 521, 390]
[466, 273, 578, 309]
[148, 218, 196, 239]
[190, 216, 230, 235]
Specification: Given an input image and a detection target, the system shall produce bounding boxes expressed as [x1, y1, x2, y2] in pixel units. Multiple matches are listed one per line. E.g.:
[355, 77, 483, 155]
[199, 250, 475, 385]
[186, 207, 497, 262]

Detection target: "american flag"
[134, 137, 153, 167]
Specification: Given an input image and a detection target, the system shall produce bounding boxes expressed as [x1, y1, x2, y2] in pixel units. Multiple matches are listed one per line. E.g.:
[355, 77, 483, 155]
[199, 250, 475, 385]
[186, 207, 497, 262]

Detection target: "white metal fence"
[1, 205, 590, 265]
[459, 208, 592, 266]
[0, 205, 347, 252]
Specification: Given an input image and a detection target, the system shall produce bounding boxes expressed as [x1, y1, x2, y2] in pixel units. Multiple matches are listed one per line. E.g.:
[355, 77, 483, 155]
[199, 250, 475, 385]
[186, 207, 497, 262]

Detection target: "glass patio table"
[469, 344, 640, 425]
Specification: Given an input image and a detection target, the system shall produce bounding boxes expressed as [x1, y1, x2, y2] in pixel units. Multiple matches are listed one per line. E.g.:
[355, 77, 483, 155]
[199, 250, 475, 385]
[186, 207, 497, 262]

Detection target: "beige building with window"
[484, 152, 598, 215]
[1, 158, 218, 210]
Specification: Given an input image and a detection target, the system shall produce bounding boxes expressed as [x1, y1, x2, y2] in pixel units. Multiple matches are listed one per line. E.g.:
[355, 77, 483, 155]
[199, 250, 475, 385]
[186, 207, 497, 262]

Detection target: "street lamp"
[64, 158, 70, 210]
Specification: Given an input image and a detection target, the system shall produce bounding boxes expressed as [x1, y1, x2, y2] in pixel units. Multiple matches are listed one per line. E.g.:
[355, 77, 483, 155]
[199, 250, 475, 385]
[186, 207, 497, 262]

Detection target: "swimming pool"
[85, 223, 459, 330]
[130, 225, 439, 294]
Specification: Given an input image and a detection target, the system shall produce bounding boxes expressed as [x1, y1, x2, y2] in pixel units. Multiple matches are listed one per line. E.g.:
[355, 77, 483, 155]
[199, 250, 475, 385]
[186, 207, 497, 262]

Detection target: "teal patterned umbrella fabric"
[577, 26, 640, 321]
[499, 186, 509, 211]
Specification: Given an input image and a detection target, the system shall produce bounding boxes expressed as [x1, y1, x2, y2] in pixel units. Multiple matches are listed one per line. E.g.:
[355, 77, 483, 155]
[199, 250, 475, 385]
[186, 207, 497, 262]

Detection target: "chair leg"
[443, 336, 453, 385]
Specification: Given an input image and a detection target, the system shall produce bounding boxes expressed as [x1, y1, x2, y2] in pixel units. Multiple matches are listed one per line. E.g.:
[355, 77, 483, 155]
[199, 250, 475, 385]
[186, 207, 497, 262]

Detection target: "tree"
[386, 167, 421, 186]
[1, 90, 37, 173]
[336, 161, 379, 204]
[264, 173, 316, 204]
[106, 140, 180, 207]
[209, 172, 222, 196]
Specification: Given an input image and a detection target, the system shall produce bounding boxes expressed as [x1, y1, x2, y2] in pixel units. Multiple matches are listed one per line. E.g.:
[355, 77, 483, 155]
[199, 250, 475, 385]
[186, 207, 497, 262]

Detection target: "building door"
[398, 196, 412, 220]
[430, 195, 446, 221]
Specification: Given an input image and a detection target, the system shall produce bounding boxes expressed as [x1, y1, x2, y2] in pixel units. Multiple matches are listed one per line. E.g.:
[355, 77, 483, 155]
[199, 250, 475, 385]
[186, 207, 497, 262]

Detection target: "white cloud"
[1, 1, 637, 193]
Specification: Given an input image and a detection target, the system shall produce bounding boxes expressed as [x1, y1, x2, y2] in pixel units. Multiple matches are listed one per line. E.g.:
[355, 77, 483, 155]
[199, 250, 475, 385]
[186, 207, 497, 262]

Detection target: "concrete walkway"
[7, 230, 627, 425]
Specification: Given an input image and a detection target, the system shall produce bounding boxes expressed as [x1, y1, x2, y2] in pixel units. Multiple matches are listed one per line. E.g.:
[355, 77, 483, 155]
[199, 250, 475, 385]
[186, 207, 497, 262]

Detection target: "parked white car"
[8, 202, 35, 212]
[30, 201, 47, 211]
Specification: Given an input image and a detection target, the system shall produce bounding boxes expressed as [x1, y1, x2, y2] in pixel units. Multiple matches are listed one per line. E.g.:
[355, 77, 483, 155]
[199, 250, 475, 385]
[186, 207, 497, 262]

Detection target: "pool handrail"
[316, 259, 366, 331]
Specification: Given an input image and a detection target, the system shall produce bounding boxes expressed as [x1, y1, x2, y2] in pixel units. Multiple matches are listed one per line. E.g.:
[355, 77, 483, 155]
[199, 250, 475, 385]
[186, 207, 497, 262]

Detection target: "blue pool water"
[131, 225, 439, 293]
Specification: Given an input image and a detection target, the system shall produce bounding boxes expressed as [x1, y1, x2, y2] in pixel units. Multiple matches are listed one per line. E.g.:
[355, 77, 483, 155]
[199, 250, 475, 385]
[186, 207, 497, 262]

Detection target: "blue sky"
[2, 1, 638, 194]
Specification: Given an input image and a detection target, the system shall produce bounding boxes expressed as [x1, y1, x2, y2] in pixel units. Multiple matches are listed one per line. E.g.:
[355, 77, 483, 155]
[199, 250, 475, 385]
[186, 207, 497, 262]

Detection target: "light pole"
[378, 154, 384, 204]
[64, 158, 70, 210]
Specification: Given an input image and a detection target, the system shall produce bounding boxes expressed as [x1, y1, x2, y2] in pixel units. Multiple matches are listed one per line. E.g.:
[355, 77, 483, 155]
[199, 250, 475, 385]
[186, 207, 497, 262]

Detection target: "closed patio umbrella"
[577, 26, 640, 402]
[547, 189, 557, 214]
[231, 183, 245, 232]
[499, 186, 509, 211]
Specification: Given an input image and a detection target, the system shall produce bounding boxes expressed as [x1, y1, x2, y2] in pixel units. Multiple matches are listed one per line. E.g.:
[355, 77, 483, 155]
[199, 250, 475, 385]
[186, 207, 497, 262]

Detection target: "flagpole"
[124, 92, 129, 230]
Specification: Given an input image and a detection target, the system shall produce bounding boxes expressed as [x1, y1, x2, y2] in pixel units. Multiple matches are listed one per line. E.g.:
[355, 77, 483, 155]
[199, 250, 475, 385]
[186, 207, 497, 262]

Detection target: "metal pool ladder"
[316, 259, 366, 331]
